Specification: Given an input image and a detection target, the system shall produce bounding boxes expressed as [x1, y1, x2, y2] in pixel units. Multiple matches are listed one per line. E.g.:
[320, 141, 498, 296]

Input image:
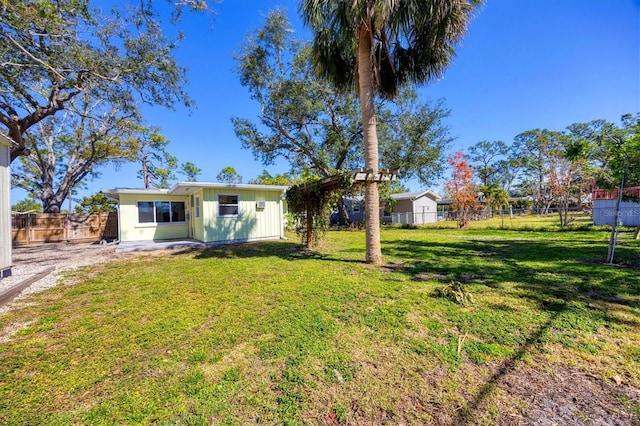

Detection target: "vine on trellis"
[285, 171, 356, 247]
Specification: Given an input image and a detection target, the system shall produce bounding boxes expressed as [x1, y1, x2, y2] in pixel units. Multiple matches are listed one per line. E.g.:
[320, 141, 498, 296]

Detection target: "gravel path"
[0, 242, 118, 315]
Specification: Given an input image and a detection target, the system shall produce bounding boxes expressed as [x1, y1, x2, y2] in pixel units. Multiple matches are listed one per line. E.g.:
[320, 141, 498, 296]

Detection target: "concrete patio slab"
[116, 239, 208, 253]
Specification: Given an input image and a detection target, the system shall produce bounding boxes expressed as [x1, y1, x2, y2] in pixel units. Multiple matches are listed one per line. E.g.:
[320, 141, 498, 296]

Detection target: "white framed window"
[195, 196, 200, 218]
[218, 194, 239, 217]
[137, 201, 186, 223]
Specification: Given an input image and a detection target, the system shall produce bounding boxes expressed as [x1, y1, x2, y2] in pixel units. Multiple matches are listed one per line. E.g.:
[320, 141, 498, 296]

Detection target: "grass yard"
[1, 216, 639, 424]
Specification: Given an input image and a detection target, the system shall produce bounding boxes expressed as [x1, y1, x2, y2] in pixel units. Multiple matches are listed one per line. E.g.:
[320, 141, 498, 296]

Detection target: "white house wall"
[412, 196, 438, 224]
[0, 140, 11, 277]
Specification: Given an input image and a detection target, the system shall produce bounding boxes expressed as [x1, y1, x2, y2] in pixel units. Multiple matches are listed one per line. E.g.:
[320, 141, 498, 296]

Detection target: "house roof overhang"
[101, 188, 170, 200]
[0, 133, 17, 148]
[102, 182, 289, 200]
[391, 190, 440, 202]
[169, 182, 288, 196]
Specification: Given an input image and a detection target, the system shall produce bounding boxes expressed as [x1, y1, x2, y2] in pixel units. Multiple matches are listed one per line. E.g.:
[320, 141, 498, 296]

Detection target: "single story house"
[329, 197, 366, 225]
[103, 182, 288, 245]
[1, 133, 16, 278]
[329, 196, 397, 225]
[592, 187, 640, 227]
[390, 190, 440, 225]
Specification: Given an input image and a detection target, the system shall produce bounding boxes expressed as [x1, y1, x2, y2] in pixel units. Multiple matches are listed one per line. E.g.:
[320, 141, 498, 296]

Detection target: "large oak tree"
[233, 9, 455, 225]
[0, 0, 210, 162]
[11, 92, 138, 213]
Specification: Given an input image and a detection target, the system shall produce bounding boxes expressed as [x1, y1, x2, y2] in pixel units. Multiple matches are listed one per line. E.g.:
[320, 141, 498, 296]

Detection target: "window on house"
[137, 201, 186, 223]
[219, 194, 239, 216]
[155, 201, 171, 222]
[171, 201, 186, 222]
[138, 201, 155, 223]
[195, 196, 200, 218]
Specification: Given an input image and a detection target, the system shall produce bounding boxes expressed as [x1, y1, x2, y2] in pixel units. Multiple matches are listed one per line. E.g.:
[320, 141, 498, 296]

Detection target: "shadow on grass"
[384, 236, 639, 423]
[171, 240, 315, 261]
[385, 237, 640, 304]
[176, 239, 369, 265]
[166, 231, 637, 423]
[177, 235, 639, 310]
[455, 313, 560, 425]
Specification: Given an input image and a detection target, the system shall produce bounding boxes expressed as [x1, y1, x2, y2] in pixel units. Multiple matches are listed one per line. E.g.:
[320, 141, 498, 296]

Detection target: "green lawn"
[1, 217, 639, 424]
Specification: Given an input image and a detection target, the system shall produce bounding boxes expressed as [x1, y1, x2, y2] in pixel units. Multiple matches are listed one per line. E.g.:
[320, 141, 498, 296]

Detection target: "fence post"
[26, 214, 31, 244]
[98, 213, 103, 240]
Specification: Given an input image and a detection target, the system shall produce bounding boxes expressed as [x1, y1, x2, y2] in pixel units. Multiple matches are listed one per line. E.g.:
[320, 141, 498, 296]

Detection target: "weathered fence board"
[12, 212, 118, 245]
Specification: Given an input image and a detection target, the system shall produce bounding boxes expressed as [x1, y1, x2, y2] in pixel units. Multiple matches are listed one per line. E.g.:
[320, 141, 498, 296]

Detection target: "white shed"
[1, 133, 16, 278]
[391, 190, 440, 225]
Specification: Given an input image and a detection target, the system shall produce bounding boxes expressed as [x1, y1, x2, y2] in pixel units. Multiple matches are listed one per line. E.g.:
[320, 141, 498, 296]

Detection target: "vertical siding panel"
[1, 141, 11, 275]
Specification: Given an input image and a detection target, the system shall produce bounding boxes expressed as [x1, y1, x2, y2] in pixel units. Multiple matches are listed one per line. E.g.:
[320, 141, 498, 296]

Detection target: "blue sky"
[10, 0, 640, 203]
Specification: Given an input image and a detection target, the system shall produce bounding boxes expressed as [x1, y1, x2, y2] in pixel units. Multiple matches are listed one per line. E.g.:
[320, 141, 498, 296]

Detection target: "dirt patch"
[499, 363, 640, 426]
[11, 241, 117, 268]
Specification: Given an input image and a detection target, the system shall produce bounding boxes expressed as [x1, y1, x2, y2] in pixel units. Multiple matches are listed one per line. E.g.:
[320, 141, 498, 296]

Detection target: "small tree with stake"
[601, 114, 640, 262]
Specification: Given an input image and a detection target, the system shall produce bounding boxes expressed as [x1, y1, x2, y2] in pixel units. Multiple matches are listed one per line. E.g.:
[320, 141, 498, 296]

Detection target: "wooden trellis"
[287, 168, 398, 248]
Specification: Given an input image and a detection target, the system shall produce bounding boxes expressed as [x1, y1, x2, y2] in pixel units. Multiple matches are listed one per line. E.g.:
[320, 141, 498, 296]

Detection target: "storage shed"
[390, 190, 440, 225]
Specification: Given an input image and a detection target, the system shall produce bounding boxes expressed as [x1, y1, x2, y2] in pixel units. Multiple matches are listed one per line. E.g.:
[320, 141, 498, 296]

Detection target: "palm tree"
[478, 183, 510, 218]
[301, 0, 481, 264]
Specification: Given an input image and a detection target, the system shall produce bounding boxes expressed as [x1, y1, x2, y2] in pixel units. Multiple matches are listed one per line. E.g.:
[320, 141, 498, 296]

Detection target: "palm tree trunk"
[358, 26, 382, 265]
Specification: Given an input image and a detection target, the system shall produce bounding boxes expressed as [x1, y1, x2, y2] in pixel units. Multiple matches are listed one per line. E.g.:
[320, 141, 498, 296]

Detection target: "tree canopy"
[74, 192, 117, 213]
[216, 166, 243, 184]
[0, 0, 208, 162]
[11, 198, 42, 213]
[11, 92, 138, 212]
[445, 151, 477, 229]
[233, 9, 454, 186]
[249, 170, 296, 186]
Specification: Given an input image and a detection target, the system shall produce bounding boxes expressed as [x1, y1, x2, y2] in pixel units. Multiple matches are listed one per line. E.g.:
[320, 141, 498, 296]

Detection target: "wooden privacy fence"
[12, 212, 118, 245]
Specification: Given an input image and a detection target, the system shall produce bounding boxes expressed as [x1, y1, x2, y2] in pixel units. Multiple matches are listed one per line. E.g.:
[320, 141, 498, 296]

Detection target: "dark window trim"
[136, 200, 187, 224]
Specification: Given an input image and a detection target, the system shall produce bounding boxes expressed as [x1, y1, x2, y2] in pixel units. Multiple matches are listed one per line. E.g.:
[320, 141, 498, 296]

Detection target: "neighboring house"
[1, 133, 16, 278]
[330, 196, 393, 225]
[330, 197, 366, 225]
[592, 187, 640, 227]
[103, 182, 288, 244]
[390, 190, 440, 225]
